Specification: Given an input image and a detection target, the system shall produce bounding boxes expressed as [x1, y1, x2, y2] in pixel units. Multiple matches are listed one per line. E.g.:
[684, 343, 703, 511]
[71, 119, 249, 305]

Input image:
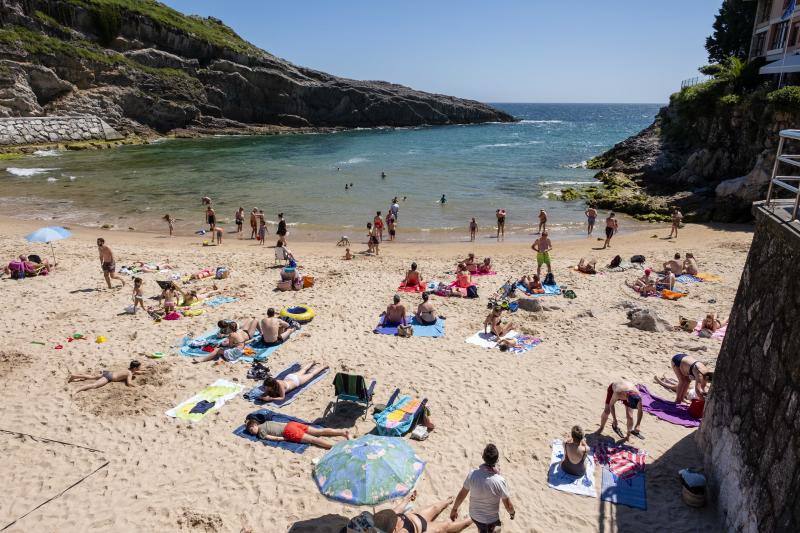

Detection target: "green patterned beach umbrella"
[313, 435, 426, 506]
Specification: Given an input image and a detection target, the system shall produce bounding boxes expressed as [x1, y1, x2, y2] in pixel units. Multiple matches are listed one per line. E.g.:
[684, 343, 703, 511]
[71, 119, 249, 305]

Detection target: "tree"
[706, 0, 757, 64]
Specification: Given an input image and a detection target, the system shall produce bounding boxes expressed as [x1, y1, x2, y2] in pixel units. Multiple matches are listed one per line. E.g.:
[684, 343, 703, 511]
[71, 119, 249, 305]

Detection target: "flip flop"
[612, 424, 625, 439]
[631, 429, 645, 439]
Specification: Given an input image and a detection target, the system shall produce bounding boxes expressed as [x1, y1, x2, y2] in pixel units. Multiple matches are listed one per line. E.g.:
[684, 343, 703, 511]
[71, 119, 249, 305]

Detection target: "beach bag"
[544, 272, 556, 286]
[302, 275, 315, 288]
[246, 362, 270, 380]
[8, 261, 25, 280]
[215, 267, 229, 279]
[397, 325, 414, 337]
[631, 255, 646, 264]
[277, 280, 292, 291]
[346, 512, 378, 533]
[466, 285, 479, 298]
[609, 255, 622, 268]
[292, 276, 303, 290]
[563, 289, 577, 299]
[688, 398, 705, 419]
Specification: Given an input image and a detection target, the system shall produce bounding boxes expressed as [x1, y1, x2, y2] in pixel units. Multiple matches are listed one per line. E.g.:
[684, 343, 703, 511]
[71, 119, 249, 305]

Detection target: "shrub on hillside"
[766, 86, 800, 111]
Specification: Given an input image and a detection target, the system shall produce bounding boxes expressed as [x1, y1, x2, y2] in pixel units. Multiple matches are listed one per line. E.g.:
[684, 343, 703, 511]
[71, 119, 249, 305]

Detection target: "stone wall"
[697, 203, 800, 532]
[0, 116, 123, 145]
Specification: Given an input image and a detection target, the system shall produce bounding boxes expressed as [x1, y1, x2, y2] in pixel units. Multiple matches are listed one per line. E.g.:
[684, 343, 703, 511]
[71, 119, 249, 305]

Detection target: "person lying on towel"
[597, 380, 643, 441]
[257, 362, 329, 403]
[245, 413, 349, 450]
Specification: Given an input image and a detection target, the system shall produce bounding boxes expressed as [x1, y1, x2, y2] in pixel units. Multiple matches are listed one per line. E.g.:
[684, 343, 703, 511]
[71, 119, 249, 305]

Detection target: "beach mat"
[179, 330, 284, 363]
[676, 274, 702, 284]
[465, 330, 517, 349]
[506, 334, 542, 354]
[693, 321, 727, 340]
[165, 379, 242, 422]
[548, 439, 597, 498]
[205, 295, 238, 308]
[397, 282, 426, 293]
[233, 409, 319, 454]
[373, 316, 445, 337]
[637, 384, 700, 428]
[697, 272, 721, 282]
[244, 363, 330, 407]
[516, 282, 561, 297]
[601, 467, 647, 510]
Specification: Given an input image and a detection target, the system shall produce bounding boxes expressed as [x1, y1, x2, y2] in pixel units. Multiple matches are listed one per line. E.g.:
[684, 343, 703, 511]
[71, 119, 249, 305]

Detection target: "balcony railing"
[765, 129, 800, 221]
[680, 75, 713, 89]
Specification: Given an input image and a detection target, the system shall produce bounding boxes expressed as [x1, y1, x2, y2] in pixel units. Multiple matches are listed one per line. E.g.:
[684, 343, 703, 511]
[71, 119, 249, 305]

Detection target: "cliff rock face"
[0, 0, 513, 136]
[588, 96, 798, 222]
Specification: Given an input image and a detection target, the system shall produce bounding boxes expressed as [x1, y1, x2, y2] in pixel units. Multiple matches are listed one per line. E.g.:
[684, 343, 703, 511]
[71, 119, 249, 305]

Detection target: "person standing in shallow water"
[470, 217, 478, 242]
[249, 208, 258, 239]
[537, 209, 547, 234]
[585, 206, 597, 236]
[276, 213, 288, 246]
[496, 209, 506, 241]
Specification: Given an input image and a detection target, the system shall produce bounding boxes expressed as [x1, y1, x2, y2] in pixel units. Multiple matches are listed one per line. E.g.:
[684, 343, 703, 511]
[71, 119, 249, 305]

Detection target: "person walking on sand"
[537, 209, 547, 234]
[668, 207, 683, 239]
[249, 208, 258, 239]
[235, 207, 244, 238]
[469, 217, 478, 242]
[602, 212, 618, 249]
[374, 211, 385, 242]
[598, 380, 643, 441]
[206, 205, 216, 232]
[450, 444, 516, 533]
[532, 231, 553, 278]
[163, 214, 174, 237]
[68, 360, 143, 394]
[97, 238, 125, 289]
[391, 199, 400, 221]
[585, 206, 597, 236]
[496, 209, 506, 241]
[276, 212, 288, 246]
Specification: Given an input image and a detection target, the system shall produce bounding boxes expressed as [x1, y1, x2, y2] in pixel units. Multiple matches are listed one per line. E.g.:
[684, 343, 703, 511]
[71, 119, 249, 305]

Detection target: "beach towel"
[178, 330, 285, 363]
[636, 384, 701, 427]
[516, 282, 561, 297]
[233, 409, 319, 454]
[373, 316, 445, 337]
[697, 272, 721, 282]
[593, 441, 647, 480]
[505, 334, 542, 354]
[676, 274, 702, 284]
[204, 295, 238, 308]
[601, 467, 647, 510]
[243, 363, 330, 407]
[693, 322, 727, 340]
[465, 330, 517, 349]
[374, 395, 424, 437]
[547, 439, 597, 498]
[165, 379, 242, 422]
[661, 289, 687, 300]
[472, 270, 497, 277]
[397, 282, 426, 293]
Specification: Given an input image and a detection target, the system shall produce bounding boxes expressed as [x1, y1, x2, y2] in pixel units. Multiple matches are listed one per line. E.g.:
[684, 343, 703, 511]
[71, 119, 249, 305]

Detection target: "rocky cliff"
[584, 82, 800, 222]
[0, 0, 513, 138]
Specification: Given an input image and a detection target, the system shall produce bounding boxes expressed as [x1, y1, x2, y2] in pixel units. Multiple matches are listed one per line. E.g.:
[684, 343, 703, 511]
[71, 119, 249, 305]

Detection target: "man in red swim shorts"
[598, 380, 643, 441]
[245, 415, 350, 449]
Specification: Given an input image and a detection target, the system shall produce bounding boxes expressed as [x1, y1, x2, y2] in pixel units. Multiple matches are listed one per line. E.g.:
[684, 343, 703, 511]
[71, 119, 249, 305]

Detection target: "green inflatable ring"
[280, 305, 315, 323]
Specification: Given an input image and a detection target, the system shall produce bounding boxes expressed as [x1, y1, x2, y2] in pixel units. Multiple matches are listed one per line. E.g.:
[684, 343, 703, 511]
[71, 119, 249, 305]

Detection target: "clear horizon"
[161, 0, 722, 104]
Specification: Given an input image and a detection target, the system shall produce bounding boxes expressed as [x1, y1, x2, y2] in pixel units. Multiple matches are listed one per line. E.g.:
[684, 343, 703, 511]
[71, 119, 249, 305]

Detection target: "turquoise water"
[0, 103, 661, 240]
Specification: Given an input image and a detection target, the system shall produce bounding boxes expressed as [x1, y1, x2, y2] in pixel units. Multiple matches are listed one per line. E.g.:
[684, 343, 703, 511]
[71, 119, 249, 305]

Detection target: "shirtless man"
[249, 208, 258, 239]
[206, 205, 216, 231]
[668, 208, 683, 239]
[585, 206, 597, 236]
[683, 252, 699, 275]
[68, 360, 143, 394]
[496, 209, 506, 241]
[97, 238, 125, 289]
[381, 294, 407, 326]
[537, 209, 548, 234]
[259, 307, 297, 346]
[257, 362, 329, 402]
[469, 217, 478, 241]
[532, 231, 553, 277]
[245, 412, 349, 450]
[663, 253, 682, 275]
[661, 266, 676, 291]
[602, 212, 618, 249]
[415, 292, 438, 325]
[484, 306, 514, 338]
[192, 319, 261, 363]
[598, 380, 643, 440]
[235, 207, 245, 237]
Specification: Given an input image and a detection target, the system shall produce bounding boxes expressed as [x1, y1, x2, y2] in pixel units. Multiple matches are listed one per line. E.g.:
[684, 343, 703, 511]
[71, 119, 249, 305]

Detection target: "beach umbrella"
[313, 434, 426, 506]
[25, 226, 72, 264]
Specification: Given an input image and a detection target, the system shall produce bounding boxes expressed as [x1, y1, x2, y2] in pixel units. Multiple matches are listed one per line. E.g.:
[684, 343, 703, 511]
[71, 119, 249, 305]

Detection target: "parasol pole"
[50, 241, 56, 265]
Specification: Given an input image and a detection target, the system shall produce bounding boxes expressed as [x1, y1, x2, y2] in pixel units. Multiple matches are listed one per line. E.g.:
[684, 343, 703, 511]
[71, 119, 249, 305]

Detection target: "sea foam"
[5, 167, 56, 177]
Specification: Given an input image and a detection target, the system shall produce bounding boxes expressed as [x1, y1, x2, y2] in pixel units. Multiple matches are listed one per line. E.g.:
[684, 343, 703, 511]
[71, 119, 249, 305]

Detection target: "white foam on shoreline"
[33, 149, 61, 157]
[540, 180, 594, 186]
[474, 141, 543, 149]
[47, 177, 59, 182]
[337, 157, 368, 165]
[5, 167, 57, 177]
[519, 120, 566, 124]
[561, 161, 588, 169]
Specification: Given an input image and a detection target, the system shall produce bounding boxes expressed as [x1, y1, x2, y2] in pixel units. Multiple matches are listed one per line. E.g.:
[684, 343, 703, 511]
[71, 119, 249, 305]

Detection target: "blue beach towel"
[179, 330, 283, 363]
[547, 439, 597, 498]
[676, 274, 702, 284]
[373, 316, 445, 337]
[601, 467, 647, 510]
[244, 363, 330, 407]
[516, 282, 561, 297]
[204, 295, 238, 308]
[233, 409, 320, 454]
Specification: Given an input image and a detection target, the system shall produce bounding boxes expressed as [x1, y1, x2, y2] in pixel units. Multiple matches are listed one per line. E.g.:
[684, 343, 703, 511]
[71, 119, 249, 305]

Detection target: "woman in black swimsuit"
[670, 353, 713, 404]
[561, 425, 588, 477]
[372, 490, 472, 533]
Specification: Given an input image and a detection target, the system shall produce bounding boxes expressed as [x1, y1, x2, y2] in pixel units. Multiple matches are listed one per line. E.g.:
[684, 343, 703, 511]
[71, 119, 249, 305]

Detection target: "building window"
[761, 0, 774, 23]
[770, 20, 790, 49]
[790, 22, 800, 46]
[754, 32, 767, 56]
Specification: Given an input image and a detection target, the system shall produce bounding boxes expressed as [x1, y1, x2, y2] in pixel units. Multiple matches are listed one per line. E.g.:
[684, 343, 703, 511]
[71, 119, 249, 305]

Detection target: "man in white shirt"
[391, 201, 400, 221]
[450, 444, 515, 532]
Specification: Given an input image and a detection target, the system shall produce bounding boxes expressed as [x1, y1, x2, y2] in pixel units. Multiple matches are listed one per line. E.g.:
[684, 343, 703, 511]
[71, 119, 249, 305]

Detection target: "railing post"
[766, 136, 785, 208]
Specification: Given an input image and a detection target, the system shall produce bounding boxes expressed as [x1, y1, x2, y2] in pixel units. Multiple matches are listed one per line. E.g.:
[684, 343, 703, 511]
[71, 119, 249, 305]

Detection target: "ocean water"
[0, 103, 661, 240]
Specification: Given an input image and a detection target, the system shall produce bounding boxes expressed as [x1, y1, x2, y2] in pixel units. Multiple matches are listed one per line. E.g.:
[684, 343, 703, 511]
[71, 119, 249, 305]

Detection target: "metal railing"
[680, 75, 713, 89]
[765, 129, 800, 221]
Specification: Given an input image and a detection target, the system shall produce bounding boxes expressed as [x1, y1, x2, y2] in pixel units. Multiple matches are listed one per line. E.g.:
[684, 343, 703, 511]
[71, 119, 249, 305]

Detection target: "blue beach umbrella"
[313, 434, 426, 506]
[25, 226, 72, 264]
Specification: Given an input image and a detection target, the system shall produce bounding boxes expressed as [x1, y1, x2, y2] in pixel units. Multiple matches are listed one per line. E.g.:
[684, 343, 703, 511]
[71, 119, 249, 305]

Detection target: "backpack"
[544, 272, 556, 286]
[609, 255, 622, 268]
[466, 285, 479, 298]
[631, 255, 646, 264]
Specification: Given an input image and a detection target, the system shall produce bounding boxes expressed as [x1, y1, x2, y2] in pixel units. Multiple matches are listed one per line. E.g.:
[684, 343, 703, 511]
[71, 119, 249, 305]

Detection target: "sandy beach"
[0, 216, 751, 532]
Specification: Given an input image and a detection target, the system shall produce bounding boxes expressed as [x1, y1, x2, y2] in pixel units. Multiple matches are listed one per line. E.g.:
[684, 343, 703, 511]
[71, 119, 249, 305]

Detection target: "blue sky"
[162, 1, 723, 104]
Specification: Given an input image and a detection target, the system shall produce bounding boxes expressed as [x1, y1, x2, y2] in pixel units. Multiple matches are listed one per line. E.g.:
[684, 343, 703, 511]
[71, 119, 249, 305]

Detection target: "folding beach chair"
[331, 373, 376, 419]
[274, 246, 290, 266]
[373, 389, 428, 437]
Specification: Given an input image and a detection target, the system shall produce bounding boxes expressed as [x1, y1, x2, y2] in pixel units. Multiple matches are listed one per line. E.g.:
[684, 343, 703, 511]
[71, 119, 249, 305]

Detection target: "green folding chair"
[332, 373, 376, 419]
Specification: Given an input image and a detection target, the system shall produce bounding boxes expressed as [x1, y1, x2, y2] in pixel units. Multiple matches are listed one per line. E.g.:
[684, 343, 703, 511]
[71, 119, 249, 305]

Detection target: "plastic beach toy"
[95, 336, 107, 344]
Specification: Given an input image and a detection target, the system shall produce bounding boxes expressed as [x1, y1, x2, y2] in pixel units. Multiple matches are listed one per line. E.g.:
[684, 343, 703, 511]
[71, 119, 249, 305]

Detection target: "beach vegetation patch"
[766, 86, 800, 112]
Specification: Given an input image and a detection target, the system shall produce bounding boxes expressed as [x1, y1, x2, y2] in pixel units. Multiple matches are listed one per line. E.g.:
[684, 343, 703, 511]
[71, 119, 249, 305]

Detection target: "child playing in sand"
[132, 277, 145, 313]
[343, 248, 353, 260]
[161, 282, 178, 313]
[163, 214, 174, 236]
[68, 361, 143, 394]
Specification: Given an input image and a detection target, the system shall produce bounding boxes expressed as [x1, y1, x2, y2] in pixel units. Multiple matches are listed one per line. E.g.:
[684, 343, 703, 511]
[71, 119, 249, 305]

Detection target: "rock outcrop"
[0, 0, 513, 138]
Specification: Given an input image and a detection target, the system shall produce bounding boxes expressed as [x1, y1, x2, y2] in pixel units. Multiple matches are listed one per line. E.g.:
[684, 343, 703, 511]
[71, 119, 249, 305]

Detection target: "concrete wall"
[0, 116, 123, 146]
[698, 203, 800, 532]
